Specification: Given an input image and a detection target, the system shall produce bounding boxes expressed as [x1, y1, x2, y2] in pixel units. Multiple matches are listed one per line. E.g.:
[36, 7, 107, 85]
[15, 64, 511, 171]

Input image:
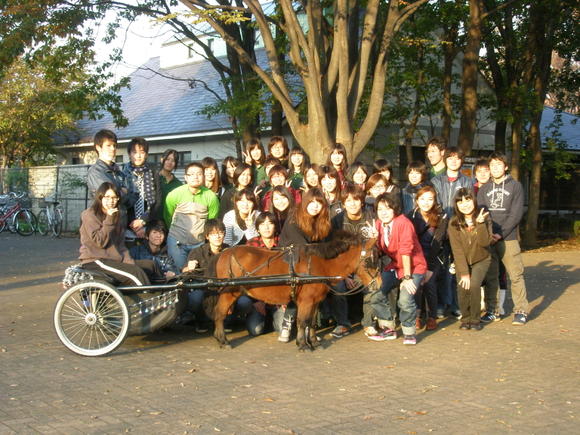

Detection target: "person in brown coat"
[79, 182, 151, 286]
[448, 188, 493, 330]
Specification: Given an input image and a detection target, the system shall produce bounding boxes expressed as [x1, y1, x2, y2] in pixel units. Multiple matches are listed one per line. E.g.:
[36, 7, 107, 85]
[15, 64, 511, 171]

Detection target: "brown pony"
[211, 231, 381, 351]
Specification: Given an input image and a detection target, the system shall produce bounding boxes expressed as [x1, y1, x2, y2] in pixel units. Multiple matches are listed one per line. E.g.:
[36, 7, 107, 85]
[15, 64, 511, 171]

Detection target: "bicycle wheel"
[54, 281, 130, 356]
[14, 209, 36, 236]
[36, 209, 49, 235]
[52, 206, 63, 237]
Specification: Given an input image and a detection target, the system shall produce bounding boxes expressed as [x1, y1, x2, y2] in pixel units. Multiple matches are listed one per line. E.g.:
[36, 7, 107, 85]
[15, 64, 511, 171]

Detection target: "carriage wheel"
[54, 281, 130, 356]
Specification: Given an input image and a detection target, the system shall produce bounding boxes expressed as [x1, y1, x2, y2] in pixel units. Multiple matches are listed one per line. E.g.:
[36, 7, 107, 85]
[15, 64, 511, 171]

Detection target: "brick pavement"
[0, 233, 578, 434]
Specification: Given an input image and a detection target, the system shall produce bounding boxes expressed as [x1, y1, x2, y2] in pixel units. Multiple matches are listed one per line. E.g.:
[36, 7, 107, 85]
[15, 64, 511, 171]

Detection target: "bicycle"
[36, 195, 64, 237]
[0, 192, 37, 236]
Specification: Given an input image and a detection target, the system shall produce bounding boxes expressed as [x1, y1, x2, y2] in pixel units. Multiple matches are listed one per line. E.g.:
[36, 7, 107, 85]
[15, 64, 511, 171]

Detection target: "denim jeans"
[328, 280, 353, 328]
[418, 261, 441, 319]
[437, 245, 459, 312]
[380, 269, 424, 336]
[235, 295, 266, 336]
[167, 235, 203, 272]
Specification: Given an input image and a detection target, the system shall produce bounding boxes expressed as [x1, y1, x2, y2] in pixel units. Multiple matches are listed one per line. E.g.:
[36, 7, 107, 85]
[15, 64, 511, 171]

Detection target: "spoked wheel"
[52, 207, 63, 237]
[36, 209, 49, 235]
[14, 209, 36, 236]
[54, 281, 130, 356]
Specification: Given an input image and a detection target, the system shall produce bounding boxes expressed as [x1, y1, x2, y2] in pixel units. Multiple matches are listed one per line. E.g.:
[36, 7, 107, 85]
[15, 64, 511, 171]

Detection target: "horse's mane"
[303, 230, 364, 259]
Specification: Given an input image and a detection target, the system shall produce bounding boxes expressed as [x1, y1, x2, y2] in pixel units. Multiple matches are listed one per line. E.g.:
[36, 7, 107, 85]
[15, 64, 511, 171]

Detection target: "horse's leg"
[213, 291, 239, 348]
[295, 299, 309, 351]
[307, 303, 322, 348]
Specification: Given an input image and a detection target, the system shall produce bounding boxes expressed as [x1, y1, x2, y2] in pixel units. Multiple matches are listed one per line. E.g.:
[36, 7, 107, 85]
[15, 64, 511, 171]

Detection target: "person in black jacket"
[327, 184, 376, 338]
[122, 137, 162, 241]
[407, 186, 448, 331]
[277, 188, 333, 342]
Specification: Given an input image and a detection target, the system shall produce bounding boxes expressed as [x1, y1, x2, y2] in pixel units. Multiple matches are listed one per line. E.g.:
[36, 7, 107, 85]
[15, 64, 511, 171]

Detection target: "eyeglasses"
[207, 232, 225, 237]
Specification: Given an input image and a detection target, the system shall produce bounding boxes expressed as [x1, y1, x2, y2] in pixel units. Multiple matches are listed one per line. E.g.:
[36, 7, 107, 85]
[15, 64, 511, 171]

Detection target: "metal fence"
[1, 165, 91, 233]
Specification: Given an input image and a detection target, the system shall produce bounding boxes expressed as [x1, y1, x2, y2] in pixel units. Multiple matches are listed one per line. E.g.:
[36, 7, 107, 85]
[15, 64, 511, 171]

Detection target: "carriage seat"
[62, 264, 119, 289]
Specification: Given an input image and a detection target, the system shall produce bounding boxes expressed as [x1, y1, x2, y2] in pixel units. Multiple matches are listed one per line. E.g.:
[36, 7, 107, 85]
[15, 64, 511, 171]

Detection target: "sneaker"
[278, 317, 293, 342]
[403, 335, 417, 345]
[364, 326, 389, 342]
[426, 318, 438, 331]
[415, 318, 424, 330]
[512, 313, 528, 326]
[451, 310, 462, 319]
[195, 323, 209, 333]
[379, 327, 398, 340]
[436, 308, 445, 319]
[331, 325, 350, 338]
[459, 323, 471, 331]
[470, 323, 483, 331]
[481, 312, 500, 323]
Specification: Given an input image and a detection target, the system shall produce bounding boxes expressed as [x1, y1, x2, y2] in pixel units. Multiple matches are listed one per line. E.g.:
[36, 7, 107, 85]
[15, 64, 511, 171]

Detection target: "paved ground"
[0, 233, 579, 434]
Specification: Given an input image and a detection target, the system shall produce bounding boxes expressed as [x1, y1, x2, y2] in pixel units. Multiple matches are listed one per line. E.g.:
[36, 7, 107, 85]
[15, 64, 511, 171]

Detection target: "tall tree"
[178, 0, 428, 164]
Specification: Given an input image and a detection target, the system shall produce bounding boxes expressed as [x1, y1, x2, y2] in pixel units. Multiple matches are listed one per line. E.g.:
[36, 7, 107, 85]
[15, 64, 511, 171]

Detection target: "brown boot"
[415, 317, 423, 330]
[426, 317, 438, 331]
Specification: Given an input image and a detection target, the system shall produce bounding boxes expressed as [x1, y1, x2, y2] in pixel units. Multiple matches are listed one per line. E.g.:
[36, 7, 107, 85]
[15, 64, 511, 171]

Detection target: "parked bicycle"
[0, 192, 37, 236]
[36, 194, 64, 237]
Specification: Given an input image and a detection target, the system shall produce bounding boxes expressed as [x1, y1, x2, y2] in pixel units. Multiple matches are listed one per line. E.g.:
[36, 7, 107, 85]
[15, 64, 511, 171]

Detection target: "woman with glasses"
[79, 182, 152, 286]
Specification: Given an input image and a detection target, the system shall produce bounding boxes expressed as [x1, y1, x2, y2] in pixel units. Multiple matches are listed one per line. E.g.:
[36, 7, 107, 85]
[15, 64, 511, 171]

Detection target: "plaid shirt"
[246, 236, 279, 249]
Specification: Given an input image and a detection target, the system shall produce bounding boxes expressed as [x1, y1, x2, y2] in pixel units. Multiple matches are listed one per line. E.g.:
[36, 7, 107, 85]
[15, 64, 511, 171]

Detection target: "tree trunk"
[494, 119, 507, 153]
[270, 100, 283, 137]
[441, 45, 455, 146]
[510, 115, 523, 180]
[523, 0, 561, 248]
[457, 0, 483, 156]
[523, 112, 542, 247]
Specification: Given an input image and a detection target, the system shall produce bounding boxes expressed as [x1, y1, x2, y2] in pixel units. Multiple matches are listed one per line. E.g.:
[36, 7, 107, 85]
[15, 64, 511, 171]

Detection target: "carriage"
[53, 233, 380, 356]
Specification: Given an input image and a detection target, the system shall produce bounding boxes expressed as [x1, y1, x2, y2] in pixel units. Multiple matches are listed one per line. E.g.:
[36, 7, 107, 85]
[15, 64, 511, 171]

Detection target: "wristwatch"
[403, 275, 412, 280]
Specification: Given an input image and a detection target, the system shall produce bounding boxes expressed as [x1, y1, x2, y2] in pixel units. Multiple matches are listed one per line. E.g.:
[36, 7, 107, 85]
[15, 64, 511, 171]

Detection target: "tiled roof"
[75, 56, 233, 143]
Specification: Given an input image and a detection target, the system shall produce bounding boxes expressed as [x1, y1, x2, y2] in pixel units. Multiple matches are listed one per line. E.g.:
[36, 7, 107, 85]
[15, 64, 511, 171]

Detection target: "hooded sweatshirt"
[476, 175, 524, 241]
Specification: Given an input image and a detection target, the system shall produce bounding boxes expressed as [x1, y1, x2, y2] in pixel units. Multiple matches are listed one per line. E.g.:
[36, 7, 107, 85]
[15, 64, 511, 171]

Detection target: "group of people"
[79, 130, 530, 346]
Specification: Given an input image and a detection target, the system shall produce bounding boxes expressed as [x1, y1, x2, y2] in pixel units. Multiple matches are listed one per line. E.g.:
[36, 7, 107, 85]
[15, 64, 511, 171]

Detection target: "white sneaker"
[278, 318, 292, 342]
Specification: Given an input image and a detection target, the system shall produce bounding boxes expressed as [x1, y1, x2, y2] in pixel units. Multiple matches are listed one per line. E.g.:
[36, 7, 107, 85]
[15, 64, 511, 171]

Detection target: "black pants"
[457, 257, 491, 324]
[83, 259, 152, 286]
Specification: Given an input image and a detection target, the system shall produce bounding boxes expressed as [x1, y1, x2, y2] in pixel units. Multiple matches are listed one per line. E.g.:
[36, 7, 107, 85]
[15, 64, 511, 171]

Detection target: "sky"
[92, 12, 173, 82]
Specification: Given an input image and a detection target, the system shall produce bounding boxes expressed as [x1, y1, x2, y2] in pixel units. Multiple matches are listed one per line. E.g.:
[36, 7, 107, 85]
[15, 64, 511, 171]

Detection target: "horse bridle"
[356, 243, 381, 292]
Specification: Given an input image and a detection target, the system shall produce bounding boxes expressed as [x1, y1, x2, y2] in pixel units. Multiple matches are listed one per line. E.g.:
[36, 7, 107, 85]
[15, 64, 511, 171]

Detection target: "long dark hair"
[91, 182, 120, 222]
[233, 188, 258, 230]
[160, 149, 179, 170]
[268, 185, 295, 232]
[295, 188, 331, 242]
[233, 163, 254, 189]
[415, 185, 441, 228]
[246, 138, 265, 166]
[327, 143, 348, 172]
[201, 157, 221, 193]
[221, 156, 240, 188]
[451, 187, 480, 230]
[288, 147, 308, 175]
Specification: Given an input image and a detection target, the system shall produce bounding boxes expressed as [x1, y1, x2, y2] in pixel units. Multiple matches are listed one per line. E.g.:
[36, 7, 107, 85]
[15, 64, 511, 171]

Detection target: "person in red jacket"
[368, 193, 427, 345]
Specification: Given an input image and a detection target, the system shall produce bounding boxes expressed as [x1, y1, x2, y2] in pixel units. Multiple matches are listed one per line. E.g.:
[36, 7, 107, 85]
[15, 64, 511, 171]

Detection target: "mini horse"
[210, 231, 381, 351]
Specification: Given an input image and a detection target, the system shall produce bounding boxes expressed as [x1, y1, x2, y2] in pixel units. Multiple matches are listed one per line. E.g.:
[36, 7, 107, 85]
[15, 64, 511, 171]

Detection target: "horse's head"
[354, 237, 382, 292]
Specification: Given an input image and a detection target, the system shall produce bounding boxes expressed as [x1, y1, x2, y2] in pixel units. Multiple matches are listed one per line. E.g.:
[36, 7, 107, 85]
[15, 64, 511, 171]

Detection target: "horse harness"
[228, 245, 312, 301]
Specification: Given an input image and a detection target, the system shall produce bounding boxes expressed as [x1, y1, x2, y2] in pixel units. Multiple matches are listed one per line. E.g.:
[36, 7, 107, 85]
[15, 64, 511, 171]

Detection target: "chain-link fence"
[1, 165, 91, 233]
